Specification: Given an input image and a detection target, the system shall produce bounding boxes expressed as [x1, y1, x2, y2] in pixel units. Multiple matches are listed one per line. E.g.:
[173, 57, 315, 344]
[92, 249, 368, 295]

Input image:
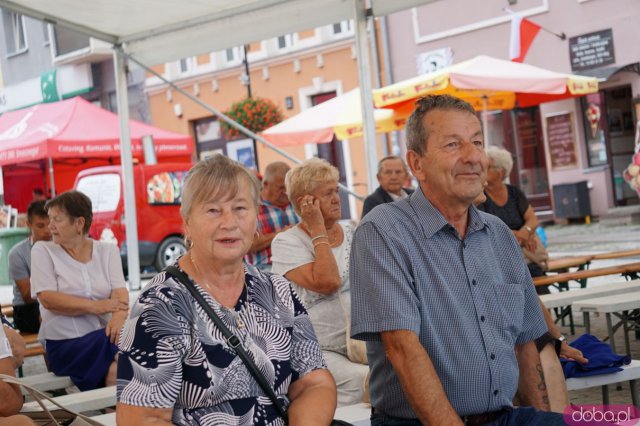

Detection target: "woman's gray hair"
[285, 157, 339, 215]
[486, 146, 514, 179]
[180, 154, 260, 219]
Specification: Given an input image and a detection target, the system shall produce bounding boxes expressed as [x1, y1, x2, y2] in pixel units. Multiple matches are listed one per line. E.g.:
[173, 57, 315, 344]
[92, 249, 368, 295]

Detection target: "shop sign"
[569, 29, 615, 72]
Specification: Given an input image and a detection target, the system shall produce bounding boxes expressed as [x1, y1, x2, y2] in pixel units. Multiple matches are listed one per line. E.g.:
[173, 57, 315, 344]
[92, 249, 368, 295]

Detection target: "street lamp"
[241, 45, 259, 170]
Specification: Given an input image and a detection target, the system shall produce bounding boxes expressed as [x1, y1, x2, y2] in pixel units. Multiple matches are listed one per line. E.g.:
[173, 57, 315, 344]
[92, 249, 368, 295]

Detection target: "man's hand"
[560, 342, 588, 364]
[2, 326, 25, 369]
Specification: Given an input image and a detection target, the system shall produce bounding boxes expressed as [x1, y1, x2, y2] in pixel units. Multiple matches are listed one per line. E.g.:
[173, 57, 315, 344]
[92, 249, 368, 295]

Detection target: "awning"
[578, 62, 640, 82]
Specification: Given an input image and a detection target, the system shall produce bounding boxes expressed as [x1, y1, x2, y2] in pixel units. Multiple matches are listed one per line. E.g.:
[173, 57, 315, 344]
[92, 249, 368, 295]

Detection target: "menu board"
[546, 112, 578, 170]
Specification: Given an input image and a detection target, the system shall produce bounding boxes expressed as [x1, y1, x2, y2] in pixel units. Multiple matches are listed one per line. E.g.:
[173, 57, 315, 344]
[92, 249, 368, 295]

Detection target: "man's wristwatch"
[554, 335, 566, 356]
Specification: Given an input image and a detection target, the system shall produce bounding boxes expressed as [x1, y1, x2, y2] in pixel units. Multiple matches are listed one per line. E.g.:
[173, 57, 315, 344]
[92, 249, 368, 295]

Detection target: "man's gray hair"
[262, 161, 290, 183]
[405, 95, 477, 156]
[486, 146, 514, 179]
[377, 155, 408, 175]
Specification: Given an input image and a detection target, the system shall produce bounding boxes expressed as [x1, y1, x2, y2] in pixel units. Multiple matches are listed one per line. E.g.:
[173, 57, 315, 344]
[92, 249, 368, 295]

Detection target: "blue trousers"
[370, 407, 566, 426]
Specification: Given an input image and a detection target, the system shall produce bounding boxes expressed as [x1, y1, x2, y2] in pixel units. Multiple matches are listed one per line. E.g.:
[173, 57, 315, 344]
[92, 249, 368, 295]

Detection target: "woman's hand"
[93, 298, 129, 315]
[513, 229, 530, 247]
[298, 195, 325, 235]
[106, 310, 127, 344]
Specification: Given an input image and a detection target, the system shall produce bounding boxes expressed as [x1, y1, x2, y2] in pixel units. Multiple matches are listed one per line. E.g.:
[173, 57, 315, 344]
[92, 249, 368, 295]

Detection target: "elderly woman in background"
[117, 155, 335, 425]
[271, 158, 369, 407]
[31, 190, 128, 391]
[478, 147, 544, 280]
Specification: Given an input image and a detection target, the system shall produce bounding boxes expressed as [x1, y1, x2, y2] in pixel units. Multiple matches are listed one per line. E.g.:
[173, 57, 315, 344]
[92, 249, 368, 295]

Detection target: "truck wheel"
[155, 236, 186, 271]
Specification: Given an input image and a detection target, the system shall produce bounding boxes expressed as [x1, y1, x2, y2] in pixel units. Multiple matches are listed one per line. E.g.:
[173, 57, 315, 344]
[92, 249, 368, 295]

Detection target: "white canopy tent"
[0, 0, 435, 288]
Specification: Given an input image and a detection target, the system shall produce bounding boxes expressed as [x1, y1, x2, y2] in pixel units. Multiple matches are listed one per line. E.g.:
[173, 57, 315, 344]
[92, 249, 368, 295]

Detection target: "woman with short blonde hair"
[272, 157, 369, 407]
[117, 155, 336, 425]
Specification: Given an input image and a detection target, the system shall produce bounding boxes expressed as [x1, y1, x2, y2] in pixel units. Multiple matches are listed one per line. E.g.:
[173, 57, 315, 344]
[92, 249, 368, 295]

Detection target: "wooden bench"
[547, 256, 592, 273]
[21, 385, 116, 413]
[547, 256, 592, 290]
[567, 359, 640, 406]
[533, 262, 640, 287]
[572, 293, 640, 357]
[591, 249, 640, 261]
[19, 372, 73, 395]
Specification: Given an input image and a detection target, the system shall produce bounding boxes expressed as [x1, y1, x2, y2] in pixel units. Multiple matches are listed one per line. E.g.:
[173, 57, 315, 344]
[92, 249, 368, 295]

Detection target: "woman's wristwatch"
[523, 225, 535, 235]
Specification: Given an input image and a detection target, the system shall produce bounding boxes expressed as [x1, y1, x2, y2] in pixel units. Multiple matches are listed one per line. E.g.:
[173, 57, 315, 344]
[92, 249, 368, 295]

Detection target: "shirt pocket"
[494, 282, 525, 342]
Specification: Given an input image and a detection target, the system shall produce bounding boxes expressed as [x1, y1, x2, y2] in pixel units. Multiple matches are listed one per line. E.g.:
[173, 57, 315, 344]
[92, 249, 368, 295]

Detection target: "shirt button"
[480, 315, 485, 322]
[472, 279, 477, 286]
[490, 353, 495, 360]
[494, 390, 499, 396]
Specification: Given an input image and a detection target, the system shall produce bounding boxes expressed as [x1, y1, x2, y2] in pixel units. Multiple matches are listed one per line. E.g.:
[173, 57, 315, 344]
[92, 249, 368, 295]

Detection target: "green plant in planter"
[221, 97, 284, 140]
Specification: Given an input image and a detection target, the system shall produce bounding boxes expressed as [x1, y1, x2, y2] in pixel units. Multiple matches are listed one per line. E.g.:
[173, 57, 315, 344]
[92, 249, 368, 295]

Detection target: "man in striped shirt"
[245, 162, 299, 271]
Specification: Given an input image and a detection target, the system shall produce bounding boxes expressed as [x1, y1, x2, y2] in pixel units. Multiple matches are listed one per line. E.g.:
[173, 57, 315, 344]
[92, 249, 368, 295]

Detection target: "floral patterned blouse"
[117, 264, 326, 425]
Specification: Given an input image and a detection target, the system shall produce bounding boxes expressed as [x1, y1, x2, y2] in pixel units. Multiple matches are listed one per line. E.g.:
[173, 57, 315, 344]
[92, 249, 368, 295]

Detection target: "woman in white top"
[31, 190, 128, 391]
[271, 158, 368, 407]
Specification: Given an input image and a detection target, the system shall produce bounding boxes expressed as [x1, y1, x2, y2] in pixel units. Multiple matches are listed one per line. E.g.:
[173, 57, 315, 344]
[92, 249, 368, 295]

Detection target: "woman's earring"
[184, 237, 193, 250]
[254, 230, 260, 238]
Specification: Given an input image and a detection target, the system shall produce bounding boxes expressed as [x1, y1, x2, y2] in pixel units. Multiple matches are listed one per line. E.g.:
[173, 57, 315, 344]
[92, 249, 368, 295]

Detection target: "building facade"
[144, 21, 388, 219]
[0, 10, 152, 208]
[385, 0, 640, 220]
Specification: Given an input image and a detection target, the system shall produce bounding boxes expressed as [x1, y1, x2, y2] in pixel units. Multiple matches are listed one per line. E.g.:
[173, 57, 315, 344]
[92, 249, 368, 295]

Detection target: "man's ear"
[406, 150, 424, 181]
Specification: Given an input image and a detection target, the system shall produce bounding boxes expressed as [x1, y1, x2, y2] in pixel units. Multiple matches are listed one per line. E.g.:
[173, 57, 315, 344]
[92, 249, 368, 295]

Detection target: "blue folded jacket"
[561, 334, 630, 378]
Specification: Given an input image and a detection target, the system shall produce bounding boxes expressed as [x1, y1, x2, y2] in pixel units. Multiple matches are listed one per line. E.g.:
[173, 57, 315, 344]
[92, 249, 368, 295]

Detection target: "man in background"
[8, 200, 51, 334]
[245, 162, 299, 271]
[361, 156, 413, 219]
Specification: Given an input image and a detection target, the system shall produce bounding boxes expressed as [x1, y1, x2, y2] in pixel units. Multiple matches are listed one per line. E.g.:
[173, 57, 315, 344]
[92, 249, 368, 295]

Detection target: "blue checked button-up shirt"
[350, 188, 546, 418]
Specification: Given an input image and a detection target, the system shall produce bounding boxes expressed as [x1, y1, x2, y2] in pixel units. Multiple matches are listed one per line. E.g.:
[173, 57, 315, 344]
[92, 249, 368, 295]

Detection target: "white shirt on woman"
[271, 221, 355, 355]
[31, 240, 126, 341]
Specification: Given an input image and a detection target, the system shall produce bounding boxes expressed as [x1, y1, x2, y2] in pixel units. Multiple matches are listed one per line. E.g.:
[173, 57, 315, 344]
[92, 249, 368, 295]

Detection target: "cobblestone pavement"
[17, 223, 640, 411]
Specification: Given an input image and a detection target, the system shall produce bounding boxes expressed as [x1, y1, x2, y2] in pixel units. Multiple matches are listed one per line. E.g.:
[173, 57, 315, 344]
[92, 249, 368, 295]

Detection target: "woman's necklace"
[189, 252, 249, 329]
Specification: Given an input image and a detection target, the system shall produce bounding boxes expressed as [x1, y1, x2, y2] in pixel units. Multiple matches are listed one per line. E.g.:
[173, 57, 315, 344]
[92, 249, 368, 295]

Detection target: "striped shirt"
[350, 188, 546, 418]
[245, 198, 299, 267]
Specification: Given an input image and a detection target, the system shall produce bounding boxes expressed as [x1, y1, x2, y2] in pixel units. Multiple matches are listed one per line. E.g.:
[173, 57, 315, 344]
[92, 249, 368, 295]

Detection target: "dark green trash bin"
[0, 228, 29, 286]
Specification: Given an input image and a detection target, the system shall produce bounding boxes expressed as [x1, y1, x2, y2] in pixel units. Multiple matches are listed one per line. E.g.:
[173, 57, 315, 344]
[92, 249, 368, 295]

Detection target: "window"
[177, 57, 194, 73]
[332, 20, 352, 35]
[225, 48, 237, 62]
[581, 93, 608, 167]
[42, 22, 50, 45]
[277, 34, 294, 50]
[3, 11, 27, 55]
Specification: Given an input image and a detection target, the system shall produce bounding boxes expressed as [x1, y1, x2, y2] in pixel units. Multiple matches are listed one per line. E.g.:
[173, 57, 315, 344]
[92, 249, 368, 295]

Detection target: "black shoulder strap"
[164, 265, 289, 422]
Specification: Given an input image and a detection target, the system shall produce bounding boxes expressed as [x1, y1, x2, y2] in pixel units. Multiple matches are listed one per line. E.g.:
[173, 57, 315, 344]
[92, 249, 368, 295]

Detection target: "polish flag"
[509, 15, 541, 62]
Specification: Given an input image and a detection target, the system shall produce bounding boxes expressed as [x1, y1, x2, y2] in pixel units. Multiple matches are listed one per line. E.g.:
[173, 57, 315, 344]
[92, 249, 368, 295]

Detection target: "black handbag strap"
[164, 265, 289, 422]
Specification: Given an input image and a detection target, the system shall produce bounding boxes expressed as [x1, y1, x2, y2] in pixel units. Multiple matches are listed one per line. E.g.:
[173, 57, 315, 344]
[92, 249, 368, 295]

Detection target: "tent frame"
[0, 0, 437, 288]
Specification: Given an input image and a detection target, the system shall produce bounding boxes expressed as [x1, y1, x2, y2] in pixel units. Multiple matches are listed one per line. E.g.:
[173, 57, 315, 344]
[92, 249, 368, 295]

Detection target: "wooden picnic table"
[533, 261, 640, 287]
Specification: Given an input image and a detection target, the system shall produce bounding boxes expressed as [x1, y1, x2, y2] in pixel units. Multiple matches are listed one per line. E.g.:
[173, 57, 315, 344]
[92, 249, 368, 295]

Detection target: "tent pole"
[47, 158, 56, 197]
[113, 45, 141, 291]
[126, 54, 366, 201]
[353, 0, 378, 194]
[482, 95, 490, 147]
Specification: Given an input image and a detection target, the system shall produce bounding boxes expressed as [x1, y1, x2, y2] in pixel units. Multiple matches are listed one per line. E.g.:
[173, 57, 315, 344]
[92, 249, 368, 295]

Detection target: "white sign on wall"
[416, 47, 453, 75]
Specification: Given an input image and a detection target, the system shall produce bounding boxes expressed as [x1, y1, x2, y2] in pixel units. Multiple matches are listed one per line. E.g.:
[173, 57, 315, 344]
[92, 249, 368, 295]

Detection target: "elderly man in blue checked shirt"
[350, 95, 565, 426]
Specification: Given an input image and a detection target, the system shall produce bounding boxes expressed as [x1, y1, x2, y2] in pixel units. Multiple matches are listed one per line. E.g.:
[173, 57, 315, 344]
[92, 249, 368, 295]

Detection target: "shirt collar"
[260, 197, 289, 209]
[408, 187, 488, 239]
